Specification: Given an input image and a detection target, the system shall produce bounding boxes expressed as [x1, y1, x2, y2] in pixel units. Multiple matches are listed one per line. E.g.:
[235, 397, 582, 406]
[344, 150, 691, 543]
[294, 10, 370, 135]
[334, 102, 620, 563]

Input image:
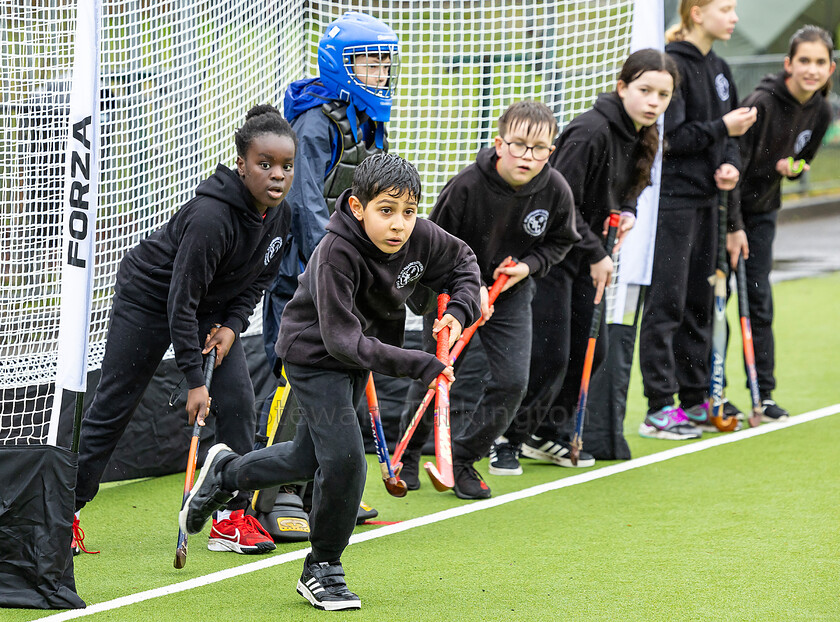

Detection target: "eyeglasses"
[502, 140, 552, 161]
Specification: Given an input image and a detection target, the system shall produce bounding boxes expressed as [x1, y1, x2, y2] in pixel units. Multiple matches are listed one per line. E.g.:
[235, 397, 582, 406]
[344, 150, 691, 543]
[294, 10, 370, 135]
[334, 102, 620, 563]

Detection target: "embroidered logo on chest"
[264, 237, 283, 266]
[714, 74, 730, 102]
[794, 130, 812, 155]
[523, 209, 549, 237]
[396, 260, 424, 289]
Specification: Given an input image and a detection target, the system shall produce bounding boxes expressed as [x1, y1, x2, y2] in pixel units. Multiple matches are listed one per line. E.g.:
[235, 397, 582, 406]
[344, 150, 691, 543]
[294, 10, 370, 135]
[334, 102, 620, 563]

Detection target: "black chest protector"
[321, 100, 388, 213]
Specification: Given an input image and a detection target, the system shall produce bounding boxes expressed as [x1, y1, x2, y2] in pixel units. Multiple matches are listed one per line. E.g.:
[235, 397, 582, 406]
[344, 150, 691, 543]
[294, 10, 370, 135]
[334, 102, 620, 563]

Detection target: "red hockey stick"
[569, 212, 620, 465]
[174, 348, 216, 569]
[736, 254, 763, 428]
[366, 373, 408, 497]
[708, 191, 739, 432]
[424, 292, 454, 491]
[392, 261, 516, 468]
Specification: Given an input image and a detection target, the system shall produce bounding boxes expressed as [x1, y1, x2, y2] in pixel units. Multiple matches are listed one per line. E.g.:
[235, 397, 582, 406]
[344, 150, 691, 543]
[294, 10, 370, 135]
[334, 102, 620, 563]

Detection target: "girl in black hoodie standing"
[493, 50, 679, 474]
[728, 26, 835, 422]
[638, 0, 758, 440]
[74, 105, 294, 555]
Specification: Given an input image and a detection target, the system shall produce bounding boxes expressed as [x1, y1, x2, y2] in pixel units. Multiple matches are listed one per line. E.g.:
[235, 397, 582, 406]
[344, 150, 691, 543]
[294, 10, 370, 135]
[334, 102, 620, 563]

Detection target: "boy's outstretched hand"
[202, 324, 235, 366]
[493, 255, 529, 292]
[432, 313, 463, 349]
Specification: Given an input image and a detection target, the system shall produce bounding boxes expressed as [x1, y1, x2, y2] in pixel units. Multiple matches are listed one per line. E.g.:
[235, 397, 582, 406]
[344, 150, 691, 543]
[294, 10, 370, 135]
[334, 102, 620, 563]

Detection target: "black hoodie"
[115, 164, 290, 389]
[661, 41, 741, 207]
[729, 71, 832, 229]
[549, 91, 642, 264]
[429, 147, 579, 288]
[276, 189, 481, 387]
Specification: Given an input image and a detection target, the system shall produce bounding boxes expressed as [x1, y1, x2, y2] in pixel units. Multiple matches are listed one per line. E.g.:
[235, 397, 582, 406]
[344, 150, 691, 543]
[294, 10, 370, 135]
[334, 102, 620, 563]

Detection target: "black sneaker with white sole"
[722, 398, 744, 421]
[297, 554, 361, 611]
[452, 460, 492, 499]
[488, 441, 522, 475]
[761, 399, 789, 422]
[179, 443, 238, 536]
[520, 435, 595, 467]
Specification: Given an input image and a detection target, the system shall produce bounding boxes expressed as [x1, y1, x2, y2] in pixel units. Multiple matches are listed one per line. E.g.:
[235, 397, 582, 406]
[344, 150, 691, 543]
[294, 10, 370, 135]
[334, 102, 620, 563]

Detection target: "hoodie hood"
[666, 40, 708, 62]
[755, 71, 813, 110]
[283, 78, 337, 122]
[593, 91, 637, 142]
[474, 147, 551, 197]
[326, 189, 407, 262]
[195, 164, 265, 227]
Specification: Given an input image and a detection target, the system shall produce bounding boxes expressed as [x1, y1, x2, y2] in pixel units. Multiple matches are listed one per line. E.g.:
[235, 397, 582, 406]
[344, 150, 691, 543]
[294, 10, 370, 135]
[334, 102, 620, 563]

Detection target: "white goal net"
[1, 0, 635, 444]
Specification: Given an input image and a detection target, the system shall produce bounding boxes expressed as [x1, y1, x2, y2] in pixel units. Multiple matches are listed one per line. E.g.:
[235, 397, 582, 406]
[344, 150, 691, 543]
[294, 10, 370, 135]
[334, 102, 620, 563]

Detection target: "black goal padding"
[582, 323, 634, 460]
[0, 445, 86, 609]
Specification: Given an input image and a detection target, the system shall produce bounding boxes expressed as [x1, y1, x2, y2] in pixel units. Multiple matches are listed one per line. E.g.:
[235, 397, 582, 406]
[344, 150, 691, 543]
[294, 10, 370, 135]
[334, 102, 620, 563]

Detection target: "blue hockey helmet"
[318, 12, 400, 123]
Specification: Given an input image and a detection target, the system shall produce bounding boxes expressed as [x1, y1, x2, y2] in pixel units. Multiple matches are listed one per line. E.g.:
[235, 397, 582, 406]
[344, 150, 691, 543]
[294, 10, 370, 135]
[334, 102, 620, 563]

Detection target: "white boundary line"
[39, 403, 840, 620]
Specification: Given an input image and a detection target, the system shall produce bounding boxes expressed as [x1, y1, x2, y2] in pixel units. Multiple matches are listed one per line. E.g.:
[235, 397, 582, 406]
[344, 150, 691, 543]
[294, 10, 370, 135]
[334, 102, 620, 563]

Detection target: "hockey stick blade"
[423, 460, 453, 491]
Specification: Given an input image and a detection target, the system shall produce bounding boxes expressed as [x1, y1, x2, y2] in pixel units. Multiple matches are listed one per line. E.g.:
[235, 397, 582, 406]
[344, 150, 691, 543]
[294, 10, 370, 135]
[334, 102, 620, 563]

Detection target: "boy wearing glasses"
[398, 100, 579, 498]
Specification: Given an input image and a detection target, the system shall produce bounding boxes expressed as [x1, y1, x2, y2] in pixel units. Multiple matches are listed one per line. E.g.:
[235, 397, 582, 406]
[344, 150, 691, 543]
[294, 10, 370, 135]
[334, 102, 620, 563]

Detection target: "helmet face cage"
[343, 44, 400, 99]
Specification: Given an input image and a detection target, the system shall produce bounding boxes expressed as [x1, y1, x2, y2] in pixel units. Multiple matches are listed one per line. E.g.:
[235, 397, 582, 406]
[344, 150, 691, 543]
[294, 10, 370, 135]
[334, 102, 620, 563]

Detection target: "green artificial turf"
[7, 273, 839, 621]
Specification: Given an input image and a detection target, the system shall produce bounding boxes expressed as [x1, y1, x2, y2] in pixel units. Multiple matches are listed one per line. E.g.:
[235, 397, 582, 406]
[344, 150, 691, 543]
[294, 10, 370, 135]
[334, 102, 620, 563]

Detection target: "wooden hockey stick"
[570, 212, 620, 465]
[736, 254, 763, 428]
[174, 348, 216, 569]
[708, 191, 739, 432]
[391, 261, 516, 467]
[366, 373, 408, 497]
[424, 292, 454, 491]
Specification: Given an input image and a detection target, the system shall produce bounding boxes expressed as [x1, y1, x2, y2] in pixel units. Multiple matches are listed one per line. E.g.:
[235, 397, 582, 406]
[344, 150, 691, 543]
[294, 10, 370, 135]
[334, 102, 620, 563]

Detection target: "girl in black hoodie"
[74, 105, 294, 555]
[638, 0, 758, 440]
[495, 50, 679, 472]
[728, 26, 835, 421]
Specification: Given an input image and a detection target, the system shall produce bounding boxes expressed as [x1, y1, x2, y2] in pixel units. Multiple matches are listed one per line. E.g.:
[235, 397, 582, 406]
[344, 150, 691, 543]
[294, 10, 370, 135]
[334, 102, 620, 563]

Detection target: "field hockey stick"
[366, 373, 408, 498]
[708, 191, 739, 432]
[424, 291, 454, 491]
[391, 261, 516, 467]
[174, 348, 216, 569]
[736, 253, 763, 428]
[569, 212, 620, 465]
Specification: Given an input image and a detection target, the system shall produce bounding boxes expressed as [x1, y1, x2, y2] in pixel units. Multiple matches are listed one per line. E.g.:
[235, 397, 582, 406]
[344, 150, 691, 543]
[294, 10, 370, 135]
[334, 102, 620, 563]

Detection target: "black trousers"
[76, 293, 256, 511]
[226, 362, 367, 563]
[506, 257, 607, 445]
[740, 209, 778, 396]
[639, 202, 717, 412]
[399, 280, 535, 463]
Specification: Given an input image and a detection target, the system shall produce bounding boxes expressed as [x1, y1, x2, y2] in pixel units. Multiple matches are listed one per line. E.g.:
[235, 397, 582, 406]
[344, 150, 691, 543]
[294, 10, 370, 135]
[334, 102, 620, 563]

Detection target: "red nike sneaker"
[208, 509, 276, 554]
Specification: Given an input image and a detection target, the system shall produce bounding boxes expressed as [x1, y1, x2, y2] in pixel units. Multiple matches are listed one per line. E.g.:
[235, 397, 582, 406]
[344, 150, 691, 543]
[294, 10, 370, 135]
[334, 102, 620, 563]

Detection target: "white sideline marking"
[39, 403, 840, 620]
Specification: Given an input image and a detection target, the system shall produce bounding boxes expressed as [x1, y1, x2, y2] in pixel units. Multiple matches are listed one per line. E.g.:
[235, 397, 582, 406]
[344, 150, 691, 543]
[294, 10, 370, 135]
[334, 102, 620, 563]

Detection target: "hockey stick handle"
[175, 348, 216, 569]
[428, 292, 454, 491]
[709, 191, 738, 432]
[736, 253, 763, 427]
[391, 266, 513, 466]
[570, 212, 620, 463]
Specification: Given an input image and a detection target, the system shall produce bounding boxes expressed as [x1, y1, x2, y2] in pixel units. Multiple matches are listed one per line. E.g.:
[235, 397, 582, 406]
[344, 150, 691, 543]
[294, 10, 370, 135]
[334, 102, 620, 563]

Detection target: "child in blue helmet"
[263, 11, 399, 367]
[259, 11, 399, 528]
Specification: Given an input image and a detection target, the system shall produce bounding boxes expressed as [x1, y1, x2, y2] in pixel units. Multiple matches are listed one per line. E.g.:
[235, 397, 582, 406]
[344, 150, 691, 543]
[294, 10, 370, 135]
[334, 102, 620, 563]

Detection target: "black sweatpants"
[639, 202, 717, 412]
[399, 280, 535, 464]
[740, 209, 778, 396]
[224, 362, 368, 563]
[505, 257, 607, 445]
[76, 293, 257, 511]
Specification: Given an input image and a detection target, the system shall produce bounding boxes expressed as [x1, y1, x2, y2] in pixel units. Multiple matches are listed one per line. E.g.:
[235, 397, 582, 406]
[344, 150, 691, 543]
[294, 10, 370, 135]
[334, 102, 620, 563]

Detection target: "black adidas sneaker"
[297, 554, 361, 611]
